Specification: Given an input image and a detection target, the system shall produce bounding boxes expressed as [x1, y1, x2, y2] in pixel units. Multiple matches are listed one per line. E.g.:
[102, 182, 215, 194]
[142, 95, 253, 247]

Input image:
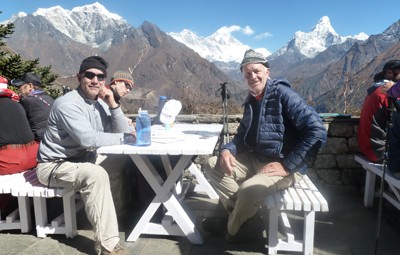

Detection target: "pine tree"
[0, 12, 61, 98]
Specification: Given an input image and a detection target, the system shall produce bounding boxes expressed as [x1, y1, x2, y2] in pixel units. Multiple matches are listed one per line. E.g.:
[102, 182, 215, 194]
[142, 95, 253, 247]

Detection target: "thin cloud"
[217, 25, 255, 36]
[218, 25, 241, 34]
[242, 26, 254, 35]
[255, 32, 273, 40]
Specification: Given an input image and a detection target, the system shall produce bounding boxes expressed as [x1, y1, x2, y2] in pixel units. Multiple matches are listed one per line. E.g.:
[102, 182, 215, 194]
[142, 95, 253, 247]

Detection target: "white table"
[97, 123, 222, 244]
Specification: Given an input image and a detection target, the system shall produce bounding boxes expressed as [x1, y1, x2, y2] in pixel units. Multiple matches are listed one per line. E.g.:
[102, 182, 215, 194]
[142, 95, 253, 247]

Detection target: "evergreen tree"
[0, 12, 61, 98]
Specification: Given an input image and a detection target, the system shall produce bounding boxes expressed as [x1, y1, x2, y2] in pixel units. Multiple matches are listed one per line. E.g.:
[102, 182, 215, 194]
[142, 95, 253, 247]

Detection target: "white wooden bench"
[263, 175, 329, 255]
[354, 154, 400, 210]
[0, 171, 32, 233]
[0, 169, 82, 238]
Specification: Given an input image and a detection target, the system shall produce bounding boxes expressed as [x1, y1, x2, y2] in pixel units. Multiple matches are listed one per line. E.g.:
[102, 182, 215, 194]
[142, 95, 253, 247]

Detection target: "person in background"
[358, 60, 399, 165]
[0, 76, 39, 215]
[381, 60, 400, 178]
[387, 77, 400, 99]
[107, 70, 134, 104]
[35, 56, 134, 255]
[105, 70, 135, 128]
[201, 49, 327, 243]
[10, 72, 54, 141]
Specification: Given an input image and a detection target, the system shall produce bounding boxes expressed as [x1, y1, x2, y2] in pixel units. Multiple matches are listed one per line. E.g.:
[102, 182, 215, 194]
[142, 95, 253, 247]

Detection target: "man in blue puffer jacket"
[202, 49, 327, 242]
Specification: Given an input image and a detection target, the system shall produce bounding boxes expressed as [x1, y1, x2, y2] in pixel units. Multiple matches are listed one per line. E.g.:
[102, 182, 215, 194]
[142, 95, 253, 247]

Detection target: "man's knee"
[237, 179, 268, 204]
[204, 156, 218, 173]
[81, 164, 110, 186]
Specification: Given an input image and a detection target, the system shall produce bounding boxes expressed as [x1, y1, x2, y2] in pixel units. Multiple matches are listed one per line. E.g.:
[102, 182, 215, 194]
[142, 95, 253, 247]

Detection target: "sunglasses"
[82, 71, 106, 81]
[124, 82, 133, 91]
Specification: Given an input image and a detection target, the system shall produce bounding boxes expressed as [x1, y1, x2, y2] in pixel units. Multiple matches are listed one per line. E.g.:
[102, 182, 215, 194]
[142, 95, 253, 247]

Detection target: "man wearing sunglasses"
[103, 70, 135, 130]
[107, 70, 134, 104]
[35, 56, 133, 255]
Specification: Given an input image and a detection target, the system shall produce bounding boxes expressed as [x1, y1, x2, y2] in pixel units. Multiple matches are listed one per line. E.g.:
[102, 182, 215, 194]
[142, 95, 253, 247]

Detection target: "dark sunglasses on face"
[124, 82, 133, 91]
[82, 71, 106, 81]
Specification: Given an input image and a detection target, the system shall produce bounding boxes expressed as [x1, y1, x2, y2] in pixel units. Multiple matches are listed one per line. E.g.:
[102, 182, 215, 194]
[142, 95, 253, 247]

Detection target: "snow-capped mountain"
[6, 2, 131, 49]
[3, 2, 399, 114]
[168, 27, 270, 63]
[272, 16, 368, 59]
[2, 3, 368, 65]
[168, 16, 368, 65]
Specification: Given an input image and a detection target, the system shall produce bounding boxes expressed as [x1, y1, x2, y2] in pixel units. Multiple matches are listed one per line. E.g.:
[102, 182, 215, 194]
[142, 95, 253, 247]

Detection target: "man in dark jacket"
[202, 49, 327, 242]
[11, 72, 54, 141]
[358, 60, 400, 175]
[357, 69, 396, 163]
[379, 60, 400, 176]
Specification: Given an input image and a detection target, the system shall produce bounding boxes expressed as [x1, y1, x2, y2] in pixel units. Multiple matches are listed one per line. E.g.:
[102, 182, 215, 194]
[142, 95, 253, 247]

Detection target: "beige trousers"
[204, 151, 302, 235]
[36, 154, 132, 254]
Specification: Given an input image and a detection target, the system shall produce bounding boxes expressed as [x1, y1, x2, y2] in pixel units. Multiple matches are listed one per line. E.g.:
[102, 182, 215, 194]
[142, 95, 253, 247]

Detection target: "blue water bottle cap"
[139, 110, 148, 115]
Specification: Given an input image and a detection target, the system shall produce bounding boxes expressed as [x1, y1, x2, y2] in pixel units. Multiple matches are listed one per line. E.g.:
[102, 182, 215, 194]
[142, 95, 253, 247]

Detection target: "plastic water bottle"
[155, 95, 167, 124]
[136, 110, 151, 146]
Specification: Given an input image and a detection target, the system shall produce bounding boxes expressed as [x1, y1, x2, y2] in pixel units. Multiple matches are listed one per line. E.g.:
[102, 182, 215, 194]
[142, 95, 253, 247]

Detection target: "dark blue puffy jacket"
[221, 79, 327, 174]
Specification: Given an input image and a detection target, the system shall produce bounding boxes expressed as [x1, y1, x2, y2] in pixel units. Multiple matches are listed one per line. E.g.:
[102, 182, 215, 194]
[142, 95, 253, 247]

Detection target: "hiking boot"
[201, 216, 228, 234]
[101, 243, 129, 255]
[225, 213, 265, 243]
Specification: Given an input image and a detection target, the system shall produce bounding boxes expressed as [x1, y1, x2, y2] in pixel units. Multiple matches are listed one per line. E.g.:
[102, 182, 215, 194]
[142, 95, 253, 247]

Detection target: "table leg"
[188, 163, 219, 199]
[127, 154, 203, 244]
[160, 156, 182, 196]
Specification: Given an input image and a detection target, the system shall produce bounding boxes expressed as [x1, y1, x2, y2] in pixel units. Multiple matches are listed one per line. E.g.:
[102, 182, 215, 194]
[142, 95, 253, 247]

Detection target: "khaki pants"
[204, 151, 302, 235]
[36, 154, 132, 254]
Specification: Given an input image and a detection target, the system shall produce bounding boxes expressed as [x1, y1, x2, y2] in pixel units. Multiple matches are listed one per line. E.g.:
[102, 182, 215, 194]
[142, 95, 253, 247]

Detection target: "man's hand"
[219, 150, 236, 176]
[123, 132, 137, 145]
[98, 87, 119, 109]
[258, 162, 289, 177]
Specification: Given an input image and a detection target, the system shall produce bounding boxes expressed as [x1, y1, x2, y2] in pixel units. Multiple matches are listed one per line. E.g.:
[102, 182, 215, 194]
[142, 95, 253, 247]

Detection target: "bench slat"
[282, 189, 294, 210]
[303, 189, 321, 211]
[294, 186, 312, 211]
[287, 187, 302, 210]
[313, 192, 329, 212]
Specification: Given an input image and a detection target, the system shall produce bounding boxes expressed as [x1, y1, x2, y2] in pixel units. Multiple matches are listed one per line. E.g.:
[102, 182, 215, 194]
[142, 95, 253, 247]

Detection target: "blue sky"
[1, 0, 399, 53]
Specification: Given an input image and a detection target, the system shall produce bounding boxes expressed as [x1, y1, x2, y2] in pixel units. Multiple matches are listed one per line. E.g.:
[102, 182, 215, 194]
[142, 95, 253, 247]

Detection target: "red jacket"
[0, 88, 20, 102]
[358, 85, 390, 162]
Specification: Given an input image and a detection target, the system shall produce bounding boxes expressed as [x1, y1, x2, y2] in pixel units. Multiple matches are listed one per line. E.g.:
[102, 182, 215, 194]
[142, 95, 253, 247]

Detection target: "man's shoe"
[201, 216, 228, 234]
[101, 243, 129, 255]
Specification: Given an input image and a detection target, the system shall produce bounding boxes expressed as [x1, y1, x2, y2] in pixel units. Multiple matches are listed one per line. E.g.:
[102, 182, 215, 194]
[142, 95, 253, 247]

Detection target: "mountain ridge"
[2, 3, 400, 114]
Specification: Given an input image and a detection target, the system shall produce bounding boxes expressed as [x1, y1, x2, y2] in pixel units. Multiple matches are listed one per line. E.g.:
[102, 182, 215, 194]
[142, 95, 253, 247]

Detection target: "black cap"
[79, 56, 108, 75]
[383, 60, 400, 71]
[10, 72, 42, 87]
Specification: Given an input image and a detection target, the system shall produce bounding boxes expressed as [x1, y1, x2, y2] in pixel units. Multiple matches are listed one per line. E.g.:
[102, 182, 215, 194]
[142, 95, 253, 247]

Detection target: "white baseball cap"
[159, 99, 182, 124]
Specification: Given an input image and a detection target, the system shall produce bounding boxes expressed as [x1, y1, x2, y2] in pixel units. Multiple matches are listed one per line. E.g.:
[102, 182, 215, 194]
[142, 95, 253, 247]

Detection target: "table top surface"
[97, 123, 223, 155]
